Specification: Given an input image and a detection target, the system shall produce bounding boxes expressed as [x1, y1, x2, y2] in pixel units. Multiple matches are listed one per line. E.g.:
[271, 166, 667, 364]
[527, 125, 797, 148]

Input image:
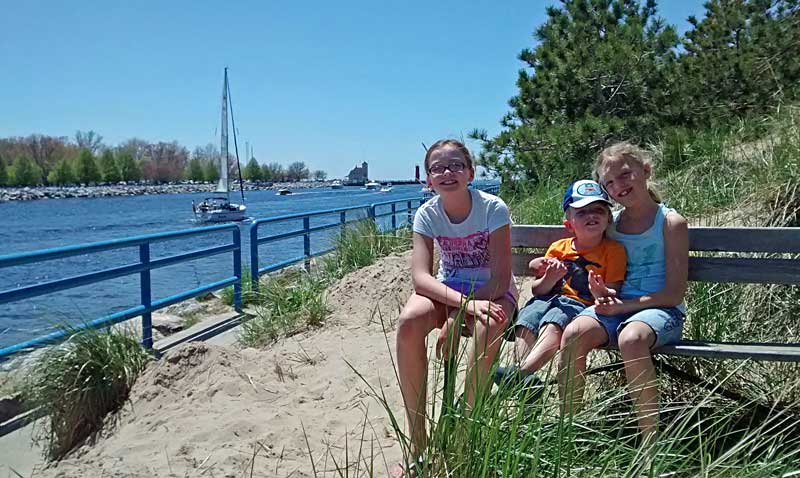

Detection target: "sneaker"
[519, 374, 545, 404]
[492, 365, 522, 387]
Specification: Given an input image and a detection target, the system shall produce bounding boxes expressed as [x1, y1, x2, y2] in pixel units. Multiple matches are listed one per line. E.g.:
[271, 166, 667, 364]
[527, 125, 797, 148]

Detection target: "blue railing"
[249, 197, 424, 291]
[0, 224, 242, 360]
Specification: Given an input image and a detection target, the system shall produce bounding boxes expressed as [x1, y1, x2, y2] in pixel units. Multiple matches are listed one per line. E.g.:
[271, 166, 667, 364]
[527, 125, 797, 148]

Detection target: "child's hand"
[544, 259, 568, 281]
[595, 296, 626, 315]
[588, 270, 616, 300]
[437, 317, 459, 360]
[528, 257, 548, 277]
[464, 299, 507, 325]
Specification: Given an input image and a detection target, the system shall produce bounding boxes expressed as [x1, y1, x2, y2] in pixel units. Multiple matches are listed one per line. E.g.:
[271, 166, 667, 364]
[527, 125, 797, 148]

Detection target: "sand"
[36, 252, 421, 478]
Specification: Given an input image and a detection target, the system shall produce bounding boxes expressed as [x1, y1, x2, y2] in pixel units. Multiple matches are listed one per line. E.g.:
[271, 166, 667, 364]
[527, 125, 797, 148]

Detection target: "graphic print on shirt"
[436, 230, 490, 279]
[557, 256, 601, 302]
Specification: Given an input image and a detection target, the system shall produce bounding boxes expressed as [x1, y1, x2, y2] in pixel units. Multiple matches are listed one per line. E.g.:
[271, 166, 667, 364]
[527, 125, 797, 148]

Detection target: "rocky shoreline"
[0, 181, 331, 202]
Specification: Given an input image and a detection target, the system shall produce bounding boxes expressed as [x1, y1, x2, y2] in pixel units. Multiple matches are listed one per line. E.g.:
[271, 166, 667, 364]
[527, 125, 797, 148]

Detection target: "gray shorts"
[512, 295, 588, 338]
[579, 306, 685, 348]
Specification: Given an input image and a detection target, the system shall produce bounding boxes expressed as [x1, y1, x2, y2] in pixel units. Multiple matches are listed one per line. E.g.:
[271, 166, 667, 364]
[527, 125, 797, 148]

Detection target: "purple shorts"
[442, 280, 518, 308]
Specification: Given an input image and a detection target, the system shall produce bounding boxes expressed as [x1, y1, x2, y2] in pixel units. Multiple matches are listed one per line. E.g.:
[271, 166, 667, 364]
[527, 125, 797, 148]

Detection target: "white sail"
[215, 69, 230, 195]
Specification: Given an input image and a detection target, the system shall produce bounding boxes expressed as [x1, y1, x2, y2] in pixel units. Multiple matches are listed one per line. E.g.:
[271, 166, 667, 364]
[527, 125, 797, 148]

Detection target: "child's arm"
[530, 258, 567, 296]
[411, 232, 506, 322]
[588, 270, 621, 300]
[473, 224, 512, 302]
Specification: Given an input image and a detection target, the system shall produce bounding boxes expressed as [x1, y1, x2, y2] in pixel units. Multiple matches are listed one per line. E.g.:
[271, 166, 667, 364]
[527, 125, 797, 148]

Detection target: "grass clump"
[221, 265, 254, 307]
[25, 326, 152, 460]
[239, 220, 412, 347]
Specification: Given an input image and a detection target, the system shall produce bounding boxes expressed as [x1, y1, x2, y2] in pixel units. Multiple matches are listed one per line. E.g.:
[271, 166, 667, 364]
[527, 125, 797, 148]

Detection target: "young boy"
[494, 180, 626, 391]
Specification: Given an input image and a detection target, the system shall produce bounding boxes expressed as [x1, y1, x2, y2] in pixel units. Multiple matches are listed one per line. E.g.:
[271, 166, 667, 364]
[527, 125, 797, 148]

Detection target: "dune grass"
[24, 325, 152, 460]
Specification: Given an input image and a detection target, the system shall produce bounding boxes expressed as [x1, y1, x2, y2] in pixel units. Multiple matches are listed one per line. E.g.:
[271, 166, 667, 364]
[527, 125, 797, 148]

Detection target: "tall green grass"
[239, 220, 412, 347]
[24, 325, 152, 460]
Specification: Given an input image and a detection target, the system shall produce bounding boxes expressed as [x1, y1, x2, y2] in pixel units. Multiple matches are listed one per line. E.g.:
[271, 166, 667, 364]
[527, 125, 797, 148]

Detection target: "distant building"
[345, 161, 368, 185]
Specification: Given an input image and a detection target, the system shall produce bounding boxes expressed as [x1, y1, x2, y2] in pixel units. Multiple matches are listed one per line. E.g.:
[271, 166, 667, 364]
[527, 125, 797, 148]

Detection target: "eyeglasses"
[428, 162, 467, 175]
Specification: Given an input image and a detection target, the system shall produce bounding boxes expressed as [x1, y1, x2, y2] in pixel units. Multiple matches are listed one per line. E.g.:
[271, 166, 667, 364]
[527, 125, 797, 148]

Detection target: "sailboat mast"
[216, 67, 230, 198]
[227, 73, 246, 205]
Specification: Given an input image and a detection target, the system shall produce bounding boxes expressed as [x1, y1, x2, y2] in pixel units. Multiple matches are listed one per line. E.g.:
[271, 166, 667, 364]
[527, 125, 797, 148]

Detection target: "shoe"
[519, 374, 545, 404]
[492, 365, 522, 387]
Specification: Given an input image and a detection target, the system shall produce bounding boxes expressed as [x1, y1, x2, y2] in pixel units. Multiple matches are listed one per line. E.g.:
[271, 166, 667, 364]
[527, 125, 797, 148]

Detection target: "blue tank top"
[608, 203, 683, 312]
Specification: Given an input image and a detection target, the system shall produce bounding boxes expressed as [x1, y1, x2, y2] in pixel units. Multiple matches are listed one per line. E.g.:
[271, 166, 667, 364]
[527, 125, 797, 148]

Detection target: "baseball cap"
[562, 180, 612, 211]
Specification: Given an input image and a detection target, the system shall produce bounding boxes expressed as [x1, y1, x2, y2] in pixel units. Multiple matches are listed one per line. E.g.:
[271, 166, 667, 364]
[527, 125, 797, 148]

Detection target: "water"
[0, 184, 434, 348]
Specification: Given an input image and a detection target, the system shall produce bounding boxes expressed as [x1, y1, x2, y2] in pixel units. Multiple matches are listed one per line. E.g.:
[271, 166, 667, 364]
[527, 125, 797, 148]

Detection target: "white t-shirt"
[413, 189, 515, 295]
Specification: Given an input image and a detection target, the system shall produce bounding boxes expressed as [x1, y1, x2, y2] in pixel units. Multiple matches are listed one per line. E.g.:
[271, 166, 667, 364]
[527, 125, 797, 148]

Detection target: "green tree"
[203, 160, 220, 183]
[312, 170, 327, 181]
[262, 162, 285, 181]
[74, 149, 101, 184]
[0, 154, 7, 186]
[117, 152, 141, 182]
[286, 161, 309, 181]
[186, 158, 206, 181]
[11, 155, 40, 186]
[99, 150, 121, 183]
[243, 158, 263, 181]
[48, 158, 76, 185]
[472, 0, 679, 184]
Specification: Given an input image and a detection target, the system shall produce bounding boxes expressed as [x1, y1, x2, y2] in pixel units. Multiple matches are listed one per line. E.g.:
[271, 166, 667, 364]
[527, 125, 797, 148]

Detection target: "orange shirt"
[544, 237, 627, 305]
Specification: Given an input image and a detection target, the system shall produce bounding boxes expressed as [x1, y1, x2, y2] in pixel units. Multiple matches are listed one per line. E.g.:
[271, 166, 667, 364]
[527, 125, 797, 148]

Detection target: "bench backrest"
[511, 226, 800, 285]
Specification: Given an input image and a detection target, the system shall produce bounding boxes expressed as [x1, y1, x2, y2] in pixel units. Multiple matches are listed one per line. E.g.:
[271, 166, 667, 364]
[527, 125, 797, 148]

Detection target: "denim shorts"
[579, 306, 685, 349]
[443, 280, 518, 308]
[513, 295, 588, 338]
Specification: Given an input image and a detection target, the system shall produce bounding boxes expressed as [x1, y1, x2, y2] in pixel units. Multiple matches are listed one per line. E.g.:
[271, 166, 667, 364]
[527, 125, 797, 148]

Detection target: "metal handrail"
[249, 196, 425, 292]
[0, 224, 242, 360]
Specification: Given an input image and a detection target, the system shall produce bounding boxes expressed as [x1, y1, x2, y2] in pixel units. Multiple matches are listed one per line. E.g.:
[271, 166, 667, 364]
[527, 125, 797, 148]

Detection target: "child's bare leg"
[463, 297, 514, 409]
[558, 315, 608, 415]
[395, 293, 445, 458]
[618, 322, 659, 443]
[518, 323, 562, 374]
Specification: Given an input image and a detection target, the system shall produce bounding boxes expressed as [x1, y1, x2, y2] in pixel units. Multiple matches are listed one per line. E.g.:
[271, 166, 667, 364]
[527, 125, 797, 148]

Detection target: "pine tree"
[99, 150, 121, 183]
[203, 160, 220, 183]
[117, 152, 141, 182]
[48, 158, 76, 185]
[11, 155, 40, 186]
[74, 149, 101, 185]
[186, 158, 206, 181]
[243, 158, 262, 181]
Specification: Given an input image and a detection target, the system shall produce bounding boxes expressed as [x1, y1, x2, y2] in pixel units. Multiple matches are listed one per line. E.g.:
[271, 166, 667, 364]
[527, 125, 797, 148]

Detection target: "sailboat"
[193, 68, 247, 222]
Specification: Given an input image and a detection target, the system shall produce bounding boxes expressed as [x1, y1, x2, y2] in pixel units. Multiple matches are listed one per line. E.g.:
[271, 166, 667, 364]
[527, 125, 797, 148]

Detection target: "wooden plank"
[511, 225, 569, 248]
[688, 227, 800, 253]
[512, 225, 800, 254]
[513, 252, 544, 276]
[655, 340, 800, 362]
[689, 257, 800, 285]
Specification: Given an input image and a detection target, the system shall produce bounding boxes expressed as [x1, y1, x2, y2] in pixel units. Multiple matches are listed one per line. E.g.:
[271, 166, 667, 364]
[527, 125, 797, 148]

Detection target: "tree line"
[0, 131, 328, 187]
[471, 0, 800, 184]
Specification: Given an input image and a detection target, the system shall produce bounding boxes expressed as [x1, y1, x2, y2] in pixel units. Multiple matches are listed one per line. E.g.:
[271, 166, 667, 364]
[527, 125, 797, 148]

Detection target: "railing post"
[139, 243, 153, 349]
[391, 203, 397, 231]
[250, 222, 259, 294]
[407, 200, 413, 227]
[233, 227, 242, 312]
[368, 204, 376, 229]
[303, 217, 311, 272]
[340, 210, 347, 236]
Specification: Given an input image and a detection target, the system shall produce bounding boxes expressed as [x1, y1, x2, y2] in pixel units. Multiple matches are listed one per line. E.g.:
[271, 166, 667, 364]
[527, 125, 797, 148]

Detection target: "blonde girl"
[558, 142, 689, 442]
[392, 139, 516, 477]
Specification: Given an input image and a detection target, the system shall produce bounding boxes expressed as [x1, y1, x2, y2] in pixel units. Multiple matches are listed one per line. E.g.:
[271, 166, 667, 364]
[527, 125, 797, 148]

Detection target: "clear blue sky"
[0, 1, 706, 179]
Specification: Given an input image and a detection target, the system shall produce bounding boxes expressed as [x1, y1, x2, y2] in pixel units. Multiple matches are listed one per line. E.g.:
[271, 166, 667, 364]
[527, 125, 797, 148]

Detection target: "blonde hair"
[593, 142, 661, 203]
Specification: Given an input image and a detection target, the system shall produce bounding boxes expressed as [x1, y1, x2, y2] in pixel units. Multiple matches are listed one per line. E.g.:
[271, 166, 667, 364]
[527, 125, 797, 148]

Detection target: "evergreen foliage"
[0, 154, 7, 186]
[11, 155, 40, 186]
[74, 149, 101, 184]
[243, 157, 262, 181]
[186, 158, 206, 181]
[203, 159, 220, 183]
[48, 158, 76, 186]
[117, 152, 141, 182]
[262, 162, 285, 181]
[99, 149, 121, 183]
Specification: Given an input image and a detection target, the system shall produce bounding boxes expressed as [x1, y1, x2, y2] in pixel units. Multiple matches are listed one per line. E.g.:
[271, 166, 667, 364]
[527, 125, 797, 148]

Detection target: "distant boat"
[364, 181, 381, 190]
[276, 188, 292, 195]
[193, 68, 247, 223]
[379, 183, 393, 193]
[330, 180, 344, 189]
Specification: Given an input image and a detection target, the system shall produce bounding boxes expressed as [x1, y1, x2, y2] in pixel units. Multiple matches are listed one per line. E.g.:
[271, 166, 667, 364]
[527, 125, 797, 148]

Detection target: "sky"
[0, 1, 707, 180]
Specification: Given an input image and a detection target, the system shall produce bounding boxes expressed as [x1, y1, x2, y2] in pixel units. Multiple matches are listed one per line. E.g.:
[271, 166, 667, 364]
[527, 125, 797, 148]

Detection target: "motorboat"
[364, 181, 381, 190]
[379, 183, 393, 192]
[193, 68, 246, 223]
[276, 188, 292, 195]
[330, 180, 344, 189]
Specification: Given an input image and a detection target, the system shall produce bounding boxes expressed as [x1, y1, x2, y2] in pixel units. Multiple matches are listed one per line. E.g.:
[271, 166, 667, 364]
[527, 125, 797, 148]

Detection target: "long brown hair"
[593, 142, 661, 203]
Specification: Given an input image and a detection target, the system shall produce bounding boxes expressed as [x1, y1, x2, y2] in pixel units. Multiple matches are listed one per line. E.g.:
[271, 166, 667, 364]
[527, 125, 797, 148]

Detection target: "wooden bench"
[511, 225, 800, 362]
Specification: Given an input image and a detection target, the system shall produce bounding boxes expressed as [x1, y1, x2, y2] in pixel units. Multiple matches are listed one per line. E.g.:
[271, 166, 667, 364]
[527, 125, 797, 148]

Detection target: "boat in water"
[276, 188, 292, 195]
[330, 179, 344, 189]
[379, 182, 393, 192]
[364, 181, 381, 190]
[193, 68, 247, 223]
